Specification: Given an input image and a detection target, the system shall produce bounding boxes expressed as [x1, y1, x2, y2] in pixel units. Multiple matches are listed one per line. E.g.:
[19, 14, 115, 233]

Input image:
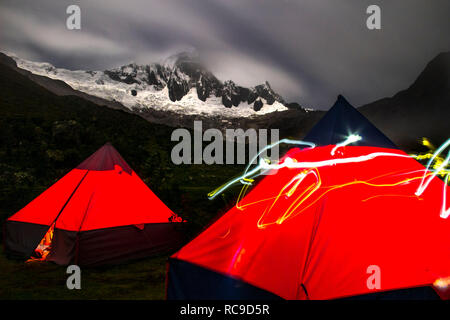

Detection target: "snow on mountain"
[5, 52, 290, 118]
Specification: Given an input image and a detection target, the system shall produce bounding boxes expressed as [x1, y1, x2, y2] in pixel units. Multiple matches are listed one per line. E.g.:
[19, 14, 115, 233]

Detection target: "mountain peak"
[100, 52, 289, 109]
[404, 51, 450, 98]
[162, 50, 199, 69]
[431, 51, 450, 66]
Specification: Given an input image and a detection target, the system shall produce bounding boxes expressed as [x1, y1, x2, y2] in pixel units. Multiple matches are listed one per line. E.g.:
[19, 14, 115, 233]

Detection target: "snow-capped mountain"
[4, 51, 293, 118]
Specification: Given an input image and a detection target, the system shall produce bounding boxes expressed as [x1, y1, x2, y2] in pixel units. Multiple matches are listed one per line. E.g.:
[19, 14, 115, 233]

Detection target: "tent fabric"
[168, 258, 283, 300]
[4, 221, 49, 258]
[47, 223, 181, 266]
[76, 142, 133, 174]
[303, 95, 398, 149]
[168, 96, 449, 300]
[338, 286, 441, 300]
[5, 143, 182, 266]
[169, 145, 449, 300]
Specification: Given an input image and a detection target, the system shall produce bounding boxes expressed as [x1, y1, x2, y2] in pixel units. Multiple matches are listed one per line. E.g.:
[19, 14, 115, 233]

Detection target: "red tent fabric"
[169, 145, 449, 299]
[5, 143, 183, 266]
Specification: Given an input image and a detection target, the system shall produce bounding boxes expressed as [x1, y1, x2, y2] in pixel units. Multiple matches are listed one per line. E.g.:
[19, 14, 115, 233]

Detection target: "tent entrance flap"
[27, 223, 55, 262]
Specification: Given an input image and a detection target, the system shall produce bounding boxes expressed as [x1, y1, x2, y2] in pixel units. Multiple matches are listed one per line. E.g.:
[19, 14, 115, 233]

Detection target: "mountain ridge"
[4, 51, 299, 118]
[2, 50, 448, 148]
[360, 51, 450, 148]
[0, 51, 320, 137]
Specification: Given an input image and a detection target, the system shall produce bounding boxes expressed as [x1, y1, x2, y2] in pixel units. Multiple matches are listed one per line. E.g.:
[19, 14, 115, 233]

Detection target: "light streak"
[422, 137, 434, 149]
[207, 139, 316, 200]
[209, 135, 450, 224]
[260, 152, 411, 171]
[227, 245, 245, 273]
[331, 134, 362, 155]
[244, 138, 315, 178]
[233, 167, 433, 224]
[207, 161, 266, 200]
[219, 228, 231, 239]
[415, 138, 450, 197]
[362, 194, 421, 202]
[257, 168, 321, 228]
[255, 171, 434, 229]
[210, 148, 413, 200]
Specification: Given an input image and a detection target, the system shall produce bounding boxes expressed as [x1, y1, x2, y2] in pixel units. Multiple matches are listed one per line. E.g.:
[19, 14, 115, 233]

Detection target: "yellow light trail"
[209, 136, 450, 222]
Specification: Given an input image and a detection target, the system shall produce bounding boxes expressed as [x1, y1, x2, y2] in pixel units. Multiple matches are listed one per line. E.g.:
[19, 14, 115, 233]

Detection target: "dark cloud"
[0, 0, 449, 109]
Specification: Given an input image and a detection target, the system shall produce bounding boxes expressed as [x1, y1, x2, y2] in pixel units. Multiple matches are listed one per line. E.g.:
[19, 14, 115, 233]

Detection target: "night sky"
[1, 0, 449, 109]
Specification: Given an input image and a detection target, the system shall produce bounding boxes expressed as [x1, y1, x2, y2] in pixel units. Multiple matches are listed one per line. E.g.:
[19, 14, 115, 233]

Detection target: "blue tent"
[303, 95, 398, 149]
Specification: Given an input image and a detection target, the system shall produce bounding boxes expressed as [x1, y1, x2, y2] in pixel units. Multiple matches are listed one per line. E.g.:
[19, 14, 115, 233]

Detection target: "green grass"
[0, 246, 171, 299]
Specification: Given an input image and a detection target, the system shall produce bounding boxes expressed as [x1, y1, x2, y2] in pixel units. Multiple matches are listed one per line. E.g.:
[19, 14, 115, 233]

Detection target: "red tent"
[5, 143, 183, 266]
[167, 96, 450, 300]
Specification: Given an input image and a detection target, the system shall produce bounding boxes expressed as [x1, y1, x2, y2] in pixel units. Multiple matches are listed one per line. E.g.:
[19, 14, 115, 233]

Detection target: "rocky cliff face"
[103, 52, 286, 111]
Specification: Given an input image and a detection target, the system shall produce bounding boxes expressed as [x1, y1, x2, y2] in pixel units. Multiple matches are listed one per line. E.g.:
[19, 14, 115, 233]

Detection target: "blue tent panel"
[303, 95, 398, 149]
